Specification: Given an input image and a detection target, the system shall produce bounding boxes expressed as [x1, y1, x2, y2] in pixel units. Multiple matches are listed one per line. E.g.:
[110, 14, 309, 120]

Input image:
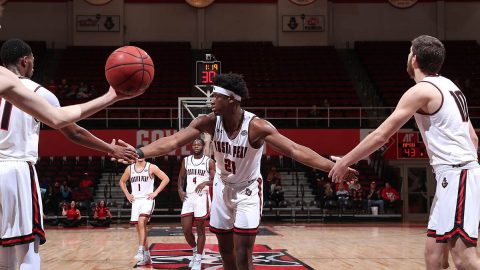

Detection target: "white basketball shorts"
[181, 192, 210, 219]
[0, 161, 45, 247]
[209, 177, 263, 235]
[428, 163, 480, 246]
[130, 197, 155, 224]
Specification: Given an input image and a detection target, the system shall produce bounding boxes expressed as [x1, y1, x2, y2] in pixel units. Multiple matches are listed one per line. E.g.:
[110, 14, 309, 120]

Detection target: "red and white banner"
[39, 129, 360, 157]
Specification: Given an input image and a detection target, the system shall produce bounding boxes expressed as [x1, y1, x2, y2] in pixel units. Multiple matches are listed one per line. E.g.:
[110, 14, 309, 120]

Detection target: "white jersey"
[0, 77, 59, 163]
[213, 110, 264, 185]
[129, 162, 155, 198]
[184, 155, 211, 194]
[414, 76, 477, 167]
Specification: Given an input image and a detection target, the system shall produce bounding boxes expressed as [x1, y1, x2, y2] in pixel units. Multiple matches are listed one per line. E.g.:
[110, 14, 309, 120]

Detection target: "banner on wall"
[38, 129, 360, 157]
[76, 15, 120, 32]
[38, 128, 435, 160]
[282, 15, 325, 32]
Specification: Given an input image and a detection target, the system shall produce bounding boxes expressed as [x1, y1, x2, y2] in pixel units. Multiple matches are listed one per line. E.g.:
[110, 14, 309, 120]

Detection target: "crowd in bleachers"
[305, 166, 401, 214]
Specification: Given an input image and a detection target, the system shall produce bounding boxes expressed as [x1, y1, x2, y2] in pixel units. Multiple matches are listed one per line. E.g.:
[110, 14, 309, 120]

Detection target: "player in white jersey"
[119, 151, 169, 266]
[0, 39, 138, 270]
[113, 73, 357, 270]
[178, 138, 215, 270]
[330, 35, 480, 270]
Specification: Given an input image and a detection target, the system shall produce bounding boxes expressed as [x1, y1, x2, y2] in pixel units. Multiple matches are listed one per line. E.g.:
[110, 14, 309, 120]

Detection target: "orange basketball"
[105, 46, 154, 96]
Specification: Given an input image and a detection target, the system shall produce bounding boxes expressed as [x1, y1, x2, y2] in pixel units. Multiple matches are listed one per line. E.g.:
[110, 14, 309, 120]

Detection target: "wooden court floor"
[39, 222, 452, 270]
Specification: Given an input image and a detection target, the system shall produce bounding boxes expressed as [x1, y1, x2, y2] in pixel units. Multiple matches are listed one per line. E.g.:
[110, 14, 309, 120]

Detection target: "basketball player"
[178, 138, 215, 270]
[114, 73, 357, 270]
[0, 39, 139, 270]
[119, 150, 170, 266]
[329, 35, 480, 270]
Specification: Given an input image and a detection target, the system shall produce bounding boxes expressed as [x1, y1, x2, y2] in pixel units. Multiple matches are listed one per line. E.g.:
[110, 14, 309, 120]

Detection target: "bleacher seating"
[212, 42, 360, 110]
[355, 40, 480, 108]
[55, 42, 192, 110]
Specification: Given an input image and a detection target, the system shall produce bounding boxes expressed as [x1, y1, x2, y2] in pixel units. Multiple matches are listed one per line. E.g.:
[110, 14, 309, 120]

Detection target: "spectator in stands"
[381, 182, 401, 213]
[349, 181, 365, 211]
[90, 200, 113, 227]
[60, 180, 72, 201]
[80, 172, 95, 193]
[76, 81, 90, 99]
[88, 84, 98, 96]
[308, 105, 320, 117]
[47, 181, 63, 214]
[58, 78, 70, 96]
[46, 79, 57, 94]
[336, 181, 350, 210]
[322, 99, 330, 107]
[65, 82, 78, 98]
[323, 182, 336, 209]
[270, 184, 284, 206]
[367, 181, 384, 214]
[62, 201, 82, 227]
[266, 166, 281, 194]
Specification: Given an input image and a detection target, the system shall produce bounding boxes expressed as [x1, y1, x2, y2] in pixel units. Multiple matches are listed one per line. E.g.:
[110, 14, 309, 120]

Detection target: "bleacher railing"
[71, 106, 480, 129]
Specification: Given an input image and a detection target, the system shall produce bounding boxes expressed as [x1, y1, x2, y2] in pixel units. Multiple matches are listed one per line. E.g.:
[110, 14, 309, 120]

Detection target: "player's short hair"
[193, 138, 205, 146]
[0, 39, 32, 66]
[213, 73, 249, 99]
[411, 35, 445, 75]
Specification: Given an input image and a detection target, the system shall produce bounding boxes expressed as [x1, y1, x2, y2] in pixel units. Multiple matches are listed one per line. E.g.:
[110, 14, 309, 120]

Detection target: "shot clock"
[196, 58, 221, 85]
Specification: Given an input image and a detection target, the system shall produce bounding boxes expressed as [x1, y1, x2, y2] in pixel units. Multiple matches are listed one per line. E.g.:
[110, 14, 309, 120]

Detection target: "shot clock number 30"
[196, 61, 221, 85]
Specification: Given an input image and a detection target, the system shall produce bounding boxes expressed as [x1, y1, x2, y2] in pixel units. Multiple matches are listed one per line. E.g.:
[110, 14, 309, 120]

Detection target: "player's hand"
[110, 139, 136, 164]
[328, 156, 359, 183]
[195, 182, 208, 194]
[126, 193, 135, 203]
[107, 86, 143, 101]
[108, 139, 138, 164]
[147, 192, 158, 200]
[178, 191, 187, 202]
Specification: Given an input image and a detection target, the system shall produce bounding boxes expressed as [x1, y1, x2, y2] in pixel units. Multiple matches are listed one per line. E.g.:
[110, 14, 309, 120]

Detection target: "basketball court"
[40, 222, 432, 270]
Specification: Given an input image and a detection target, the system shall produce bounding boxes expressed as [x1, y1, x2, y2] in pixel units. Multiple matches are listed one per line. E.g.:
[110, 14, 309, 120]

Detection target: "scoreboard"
[397, 132, 428, 159]
[196, 61, 221, 85]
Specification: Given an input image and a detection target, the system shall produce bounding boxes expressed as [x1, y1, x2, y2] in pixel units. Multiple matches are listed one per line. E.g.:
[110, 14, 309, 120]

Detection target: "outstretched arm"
[140, 114, 215, 158]
[329, 84, 431, 182]
[0, 67, 138, 129]
[252, 119, 353, 177]
[60, 124, 137, 162]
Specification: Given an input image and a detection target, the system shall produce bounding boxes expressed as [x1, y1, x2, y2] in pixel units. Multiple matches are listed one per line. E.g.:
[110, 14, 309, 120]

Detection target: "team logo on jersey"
[241, 130, 247, 136]
[245, 188, 252, 196]
[442, 178, 448, 188]
[143, 243, 313, 269]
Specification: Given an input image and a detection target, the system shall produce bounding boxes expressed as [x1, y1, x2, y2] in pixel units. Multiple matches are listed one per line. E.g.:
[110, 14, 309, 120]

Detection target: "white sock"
[194, 253, 202, 260]
[138, 246, 145, 252]
[192, 246, 197, 254]
[16, 240, 41, 270]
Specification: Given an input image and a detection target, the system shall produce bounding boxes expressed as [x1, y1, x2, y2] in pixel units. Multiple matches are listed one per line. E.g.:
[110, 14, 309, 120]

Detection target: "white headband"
[212, 86, 242, 102]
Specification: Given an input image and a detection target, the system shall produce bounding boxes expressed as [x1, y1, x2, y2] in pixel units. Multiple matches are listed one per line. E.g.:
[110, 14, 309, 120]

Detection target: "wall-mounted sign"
[289, 0, 316, 6]
[388, 0, 418, 9]
[76, 15, 120, 32]
[84, 0, 113, 6]
[282, 15, 325, 32]
[185, 0, 214, 8]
